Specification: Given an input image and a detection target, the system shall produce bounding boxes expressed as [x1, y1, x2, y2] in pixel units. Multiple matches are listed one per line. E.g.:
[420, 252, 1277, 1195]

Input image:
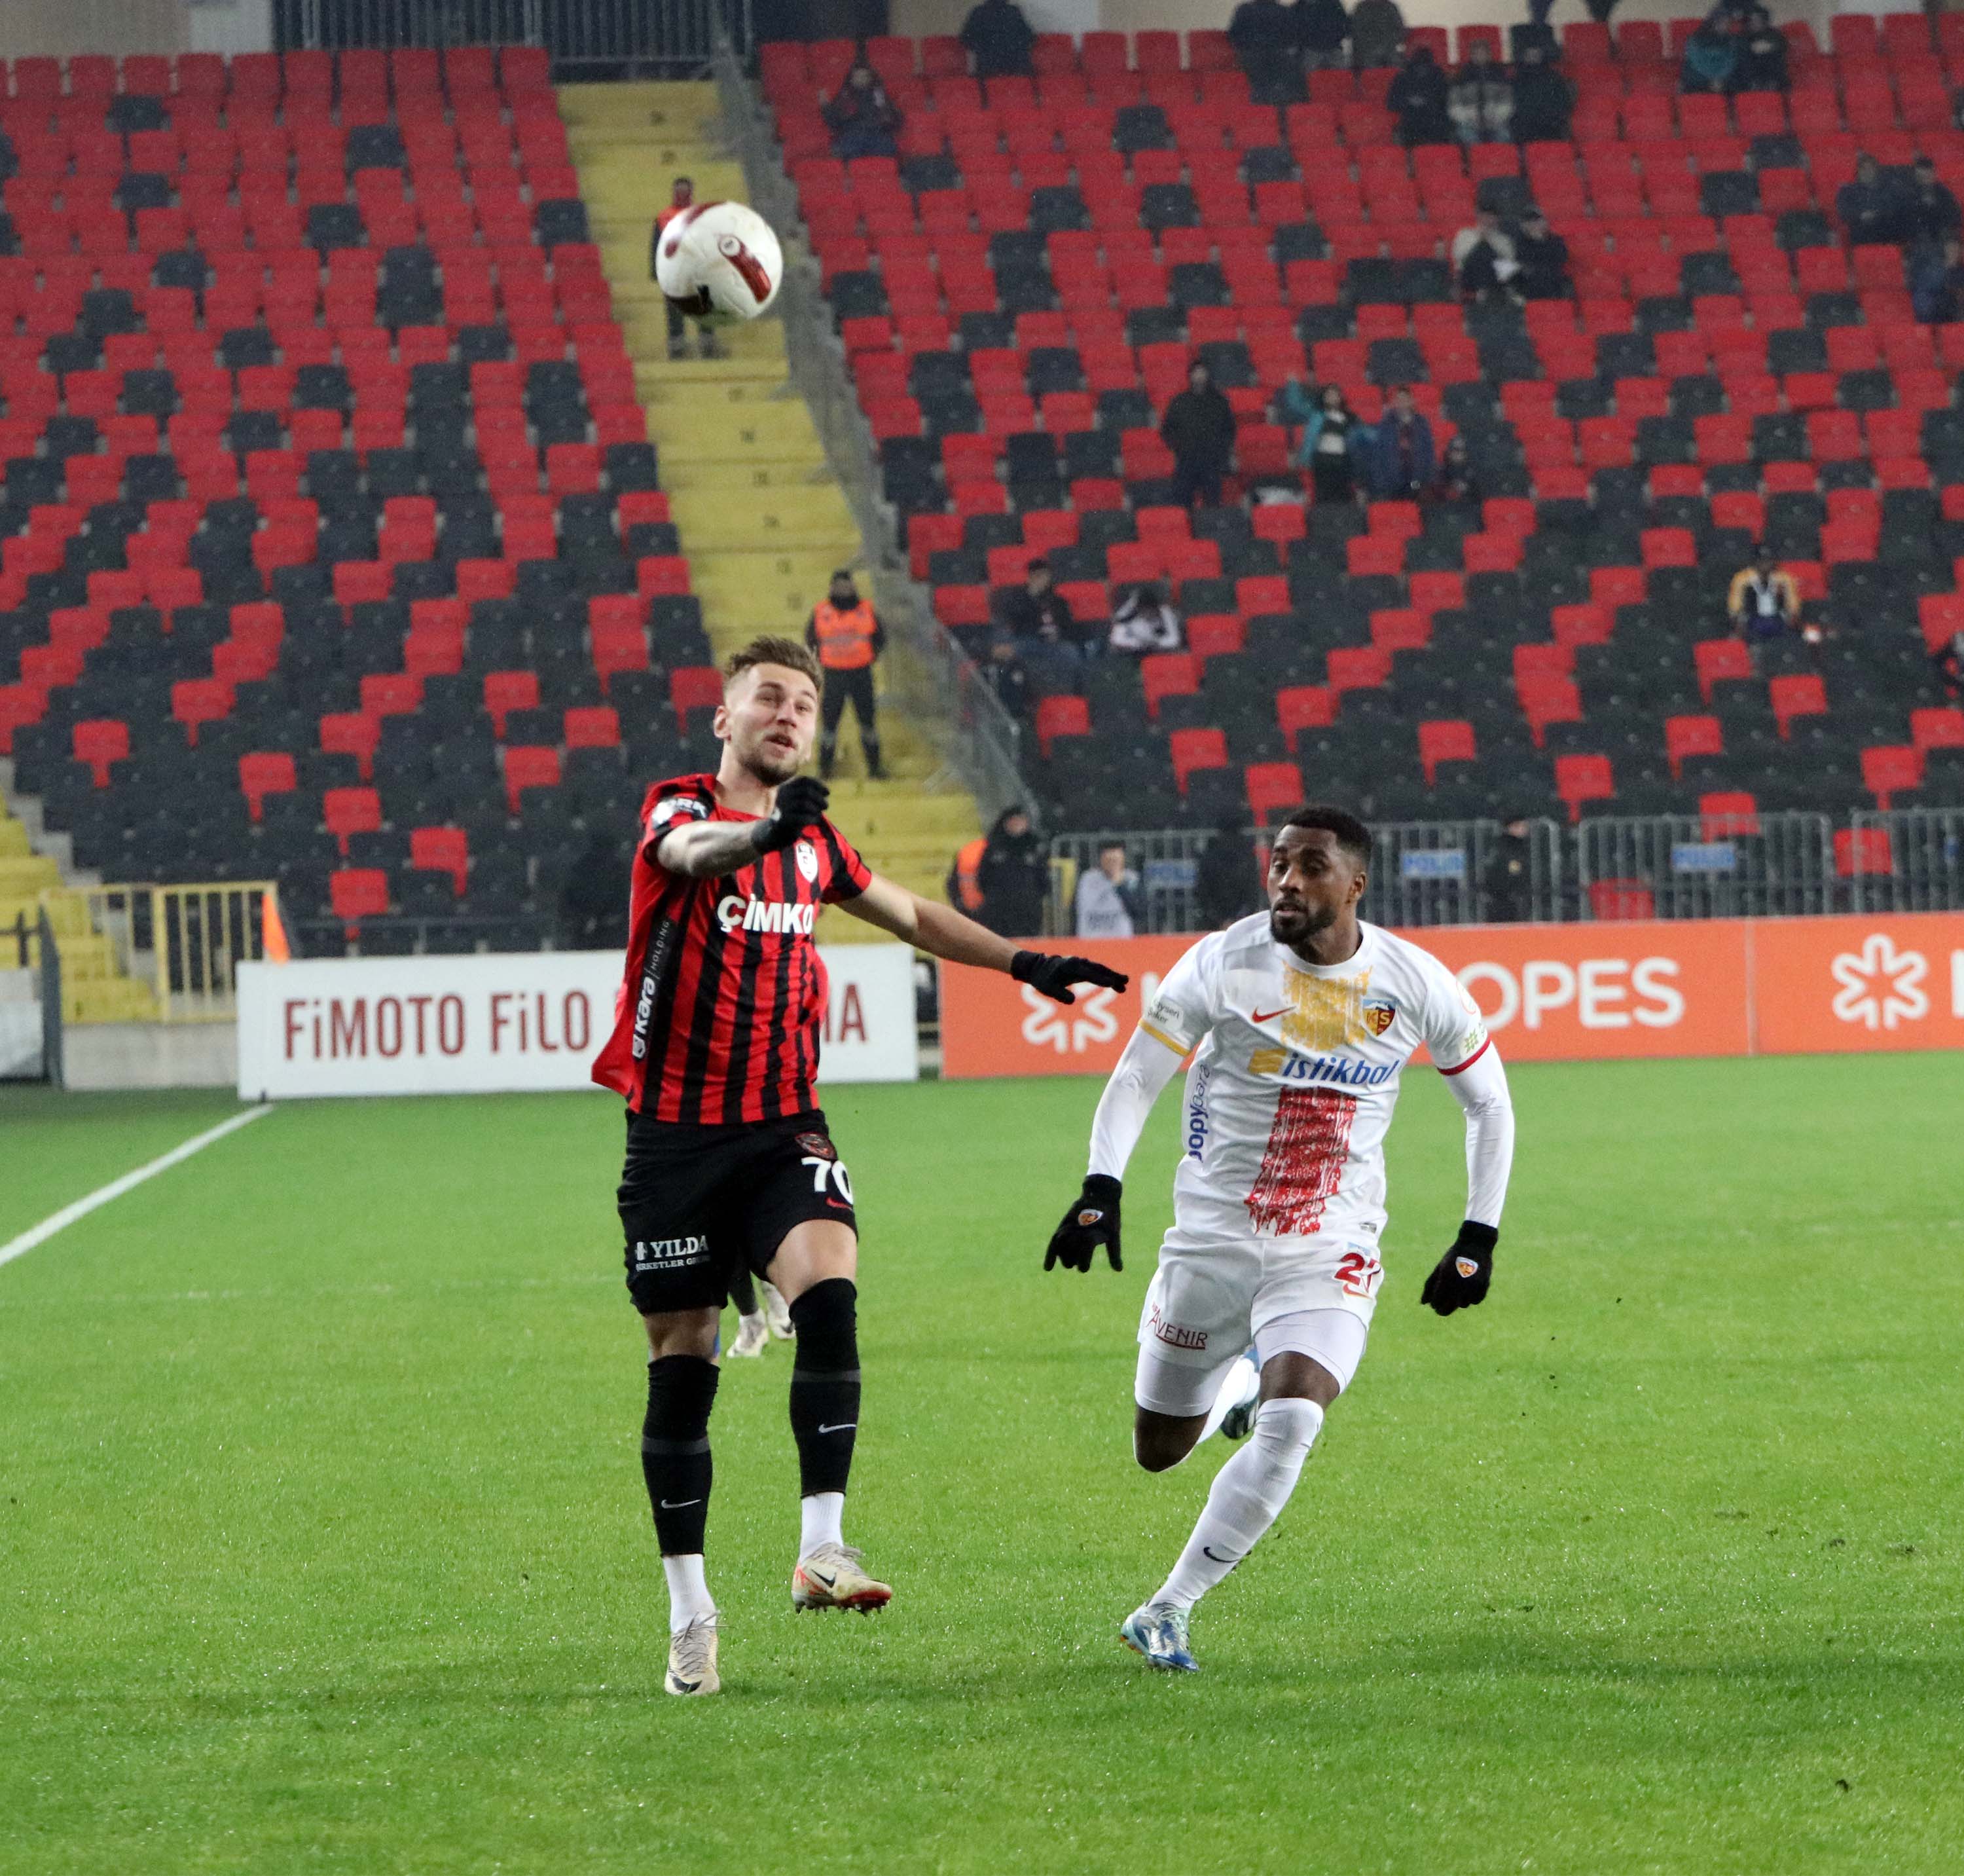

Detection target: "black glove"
[1045, 1174, 1123, 1274]
[1420, 1222, 1497, 1317]
[1011, 949, 1130, 1006]
[750, 775, 829, 855]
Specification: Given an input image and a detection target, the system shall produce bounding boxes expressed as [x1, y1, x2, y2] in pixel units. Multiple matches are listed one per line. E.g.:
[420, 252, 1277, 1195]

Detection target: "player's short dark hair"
[1281, 804, 1372, 868]
[723, 635, 823, 692]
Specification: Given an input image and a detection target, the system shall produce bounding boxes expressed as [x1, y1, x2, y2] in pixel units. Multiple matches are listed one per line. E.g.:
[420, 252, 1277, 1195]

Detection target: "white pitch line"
[0, 1105, 274, 1270]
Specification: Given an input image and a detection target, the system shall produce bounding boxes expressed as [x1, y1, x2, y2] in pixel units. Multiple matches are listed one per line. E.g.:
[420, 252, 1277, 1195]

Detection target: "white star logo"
[1829, 934, 1928, 1032]
[1018, 982, 1119, 1054]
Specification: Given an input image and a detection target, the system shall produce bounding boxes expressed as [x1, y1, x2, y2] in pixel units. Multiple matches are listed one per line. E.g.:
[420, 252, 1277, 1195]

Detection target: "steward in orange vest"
[947, 834, 986, 913]
[805, 570, 887, 779]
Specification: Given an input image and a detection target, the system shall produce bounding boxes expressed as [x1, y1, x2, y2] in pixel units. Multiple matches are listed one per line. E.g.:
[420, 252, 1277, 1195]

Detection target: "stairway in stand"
[557, 81, 980, 932]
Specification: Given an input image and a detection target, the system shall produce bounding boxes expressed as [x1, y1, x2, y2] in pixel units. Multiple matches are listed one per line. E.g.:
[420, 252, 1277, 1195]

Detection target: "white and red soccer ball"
[655, 199, 784, 323]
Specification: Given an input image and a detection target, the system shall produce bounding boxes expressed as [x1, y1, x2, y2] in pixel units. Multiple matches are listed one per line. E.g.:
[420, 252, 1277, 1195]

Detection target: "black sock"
[642, 1355, 718, 1555]
[788, 1277, 859, 1498]
[729, 1266, 758, 1317]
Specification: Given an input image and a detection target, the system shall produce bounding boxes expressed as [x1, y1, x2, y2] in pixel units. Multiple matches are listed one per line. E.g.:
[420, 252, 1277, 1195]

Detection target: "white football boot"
[664, 1615, 721, 1696]
[759, 1278, 795, 1340]
[727, 1312, 769, 1359]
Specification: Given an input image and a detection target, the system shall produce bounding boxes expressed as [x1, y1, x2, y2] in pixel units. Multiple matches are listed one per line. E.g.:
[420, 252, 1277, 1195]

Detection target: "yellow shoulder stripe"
[1138, 1020, 1188, 1056]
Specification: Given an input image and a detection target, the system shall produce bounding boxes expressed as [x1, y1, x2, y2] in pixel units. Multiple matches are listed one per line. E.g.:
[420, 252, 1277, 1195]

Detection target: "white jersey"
[1137, 915, 1491, 1247]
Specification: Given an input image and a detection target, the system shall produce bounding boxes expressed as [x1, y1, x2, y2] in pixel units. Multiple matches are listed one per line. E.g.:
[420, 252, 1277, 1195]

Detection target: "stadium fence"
[1049, 809, 1964, 932]
[59, 882, 277, 1022]
[274, 0, 755, 72]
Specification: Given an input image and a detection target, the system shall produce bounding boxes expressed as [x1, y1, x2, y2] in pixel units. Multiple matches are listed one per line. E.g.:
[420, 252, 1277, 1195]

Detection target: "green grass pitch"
[2, 1056, 1960, 1875]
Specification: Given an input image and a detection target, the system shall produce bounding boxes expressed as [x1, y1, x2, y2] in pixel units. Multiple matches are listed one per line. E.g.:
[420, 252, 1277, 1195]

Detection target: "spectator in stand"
[1837, 153, 1909, 247]
[1272, 371, 1320, 443]
[1911, 234, 1964, 325]
[649, 176, 720, 360]
[1509, 41, 1573, 144]
[1160, 360, 1238, 510]
[822, 61, 903, 159]
[977, 806, 1050, 938]
[1483, 814, 1535, 922]
[1387, 42, 1453, 145]
[1732, 6, 1788, 92]
[1904, 155, 1962, 249]
[1514, 205, 1571, 298]
[960, 0, 1036, 79]
[1452, 206, 1519, 300]
[1349, 0, 1406, 70]
[1294, 0, 1352, 72]
[1360, 385, 1437, 499]
[1195, 817, 1265, 928]
[1726, 543, 1800, 641]
[1108, 580, 1184, 654]
[1449, 42, 1514, 145]
[1679, 16, 1738, 94]
[1075, 839, 1142, 938]
[998, 558, 1087, 691]
[1298, 383, 1361, 502]
[1229, 0, 1307, 102]
[981, 630, 1033, 719]
[1428, 432, 1481, 506]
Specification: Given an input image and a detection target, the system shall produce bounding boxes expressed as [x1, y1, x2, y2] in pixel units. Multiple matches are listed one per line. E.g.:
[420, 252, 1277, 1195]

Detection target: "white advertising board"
[236, 946, 918, 1099]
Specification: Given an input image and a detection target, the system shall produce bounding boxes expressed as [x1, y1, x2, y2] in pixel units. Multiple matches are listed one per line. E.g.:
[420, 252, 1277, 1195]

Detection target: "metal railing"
[1045, 807, 1964, 934]
[58, 882, 279, 1023]
[712, 35, 1033, 826]
[291, 911, 554, 956]
[1848, 808, 1964, 912]
[276, 0, 754, 71]
[38, 904, 61, 1085]
[1576, 812, 1836, 921]
[1048, 819, 1567, 934]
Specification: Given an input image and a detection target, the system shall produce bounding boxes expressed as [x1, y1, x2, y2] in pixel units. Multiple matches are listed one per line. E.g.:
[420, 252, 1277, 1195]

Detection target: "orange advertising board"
[938, 915, 1964, 1076]
[1749, 912, 1964, 1055]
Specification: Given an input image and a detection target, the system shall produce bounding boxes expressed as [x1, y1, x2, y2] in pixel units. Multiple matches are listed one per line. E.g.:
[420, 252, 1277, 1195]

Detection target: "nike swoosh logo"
[1203, 1545, 1243, 1565]
[816, 1422, 856, 1435]
[806, 1568, 837, 1587]
[1250, 1006, 1291, 1025]
[659, 1498, 703, 1510]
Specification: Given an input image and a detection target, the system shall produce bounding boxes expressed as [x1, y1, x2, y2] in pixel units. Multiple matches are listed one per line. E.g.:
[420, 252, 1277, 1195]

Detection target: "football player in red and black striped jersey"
[594, 634, 1124, 1696]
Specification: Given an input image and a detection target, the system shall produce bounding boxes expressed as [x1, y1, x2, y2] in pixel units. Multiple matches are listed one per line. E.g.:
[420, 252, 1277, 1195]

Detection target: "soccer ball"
[654, 199, 783, 324]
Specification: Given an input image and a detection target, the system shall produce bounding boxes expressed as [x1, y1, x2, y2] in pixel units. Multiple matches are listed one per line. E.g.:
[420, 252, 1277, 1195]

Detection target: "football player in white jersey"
[1044, 805, 1516, 1671]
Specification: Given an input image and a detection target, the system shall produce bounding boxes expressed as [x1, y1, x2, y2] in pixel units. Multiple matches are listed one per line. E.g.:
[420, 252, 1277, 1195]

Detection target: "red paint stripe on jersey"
[1244, 1086, 1357, 1236]
[1436, 1037, 1491, 1076]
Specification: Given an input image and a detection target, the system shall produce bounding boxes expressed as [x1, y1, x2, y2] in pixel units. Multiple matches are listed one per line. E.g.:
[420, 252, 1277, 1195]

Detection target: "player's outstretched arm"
[838, 872, 1129, 1006]
[1420, 1042, 1516, 1317]
[657, 776, 832, 879]
[1044, 1023, 1184, 1274]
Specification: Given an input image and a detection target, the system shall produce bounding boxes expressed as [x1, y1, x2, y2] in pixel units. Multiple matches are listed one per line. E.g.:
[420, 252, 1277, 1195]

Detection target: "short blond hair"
[723, 635, 823, 692]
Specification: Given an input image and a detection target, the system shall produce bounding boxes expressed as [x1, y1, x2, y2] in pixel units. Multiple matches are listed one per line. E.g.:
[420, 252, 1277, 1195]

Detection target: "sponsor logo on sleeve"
[649, 795, 709, 836]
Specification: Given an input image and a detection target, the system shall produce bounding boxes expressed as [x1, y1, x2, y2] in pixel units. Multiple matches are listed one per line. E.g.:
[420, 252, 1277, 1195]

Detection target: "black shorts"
[618, 1108, 857, 1315]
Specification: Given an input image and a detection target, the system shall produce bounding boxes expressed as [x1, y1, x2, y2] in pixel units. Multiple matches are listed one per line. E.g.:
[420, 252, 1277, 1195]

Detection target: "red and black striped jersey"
[591, 773, 873, 1122]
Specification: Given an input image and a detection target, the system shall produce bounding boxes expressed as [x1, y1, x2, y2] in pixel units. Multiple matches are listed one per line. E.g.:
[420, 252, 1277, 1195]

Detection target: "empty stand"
[0, 47, 719, 951]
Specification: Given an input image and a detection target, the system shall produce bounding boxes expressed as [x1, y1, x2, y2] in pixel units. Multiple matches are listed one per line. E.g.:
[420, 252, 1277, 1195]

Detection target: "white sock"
[1199, 1353, 1260, 1443]
[799, 1490, 845, 1558]
[663, 1554, 715, 1634]
[1155, 1398, 1323, 1610]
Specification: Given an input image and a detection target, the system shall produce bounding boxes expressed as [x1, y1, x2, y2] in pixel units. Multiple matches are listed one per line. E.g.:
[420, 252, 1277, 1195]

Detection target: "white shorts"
[1133, 1230, 1382, 1418]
